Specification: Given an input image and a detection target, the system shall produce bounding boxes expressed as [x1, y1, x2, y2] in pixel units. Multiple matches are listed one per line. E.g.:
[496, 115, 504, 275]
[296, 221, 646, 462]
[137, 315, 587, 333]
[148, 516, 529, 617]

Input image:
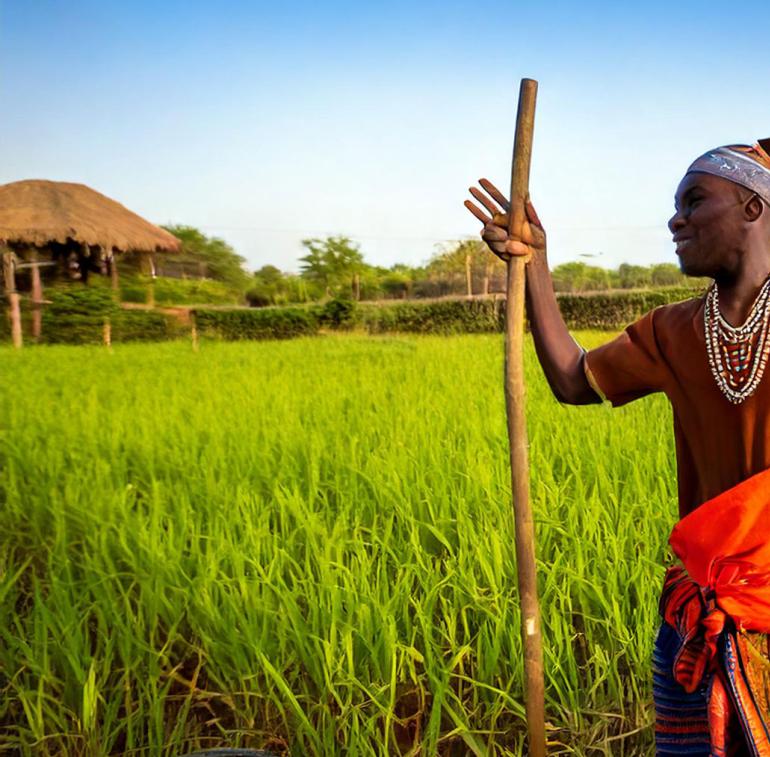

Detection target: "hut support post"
[142, 252, 156, 307]
[109, 250, 120, 293]
[2, 250, 22, 348]
[29, 247, 43, 340]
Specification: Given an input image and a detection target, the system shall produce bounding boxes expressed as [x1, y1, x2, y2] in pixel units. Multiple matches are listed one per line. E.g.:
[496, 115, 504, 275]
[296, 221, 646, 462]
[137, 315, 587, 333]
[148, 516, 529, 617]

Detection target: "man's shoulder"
[649, 293, 705, 330]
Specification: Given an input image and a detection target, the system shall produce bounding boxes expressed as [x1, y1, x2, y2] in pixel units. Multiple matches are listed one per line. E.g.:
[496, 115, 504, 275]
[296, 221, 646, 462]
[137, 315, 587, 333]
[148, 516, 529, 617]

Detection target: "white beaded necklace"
[704, 276, 770, 404]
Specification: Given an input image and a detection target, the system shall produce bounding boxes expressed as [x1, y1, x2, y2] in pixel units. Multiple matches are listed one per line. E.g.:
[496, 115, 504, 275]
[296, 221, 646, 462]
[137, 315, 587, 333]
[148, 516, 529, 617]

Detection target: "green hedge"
[1, 287, 707, 345]
[360, 298, 504, 334]
[111, 310, 185, 342]
[41, 310, 182, 345]
[193, 307, 320, 340]
[555, 288, 701, 330]
[357, 288, 703, 334]
[30, 287, 181, 344]
[191, 288, 704, 340]
[40, 287, 117, 344]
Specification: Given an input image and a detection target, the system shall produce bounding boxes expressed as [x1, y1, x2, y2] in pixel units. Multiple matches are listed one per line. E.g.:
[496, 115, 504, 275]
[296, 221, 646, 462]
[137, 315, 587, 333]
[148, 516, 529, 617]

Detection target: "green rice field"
[1, 334, 678, 755]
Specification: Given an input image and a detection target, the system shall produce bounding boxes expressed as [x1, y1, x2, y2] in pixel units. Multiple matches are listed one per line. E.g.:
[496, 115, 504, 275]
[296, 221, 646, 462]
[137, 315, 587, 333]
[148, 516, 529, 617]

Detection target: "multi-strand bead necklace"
[704, 276, 770, 404]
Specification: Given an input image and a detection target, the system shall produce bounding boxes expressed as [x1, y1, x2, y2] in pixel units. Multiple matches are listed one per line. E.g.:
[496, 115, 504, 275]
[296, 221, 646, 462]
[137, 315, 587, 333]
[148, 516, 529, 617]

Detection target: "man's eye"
[686, 198, 702, 211]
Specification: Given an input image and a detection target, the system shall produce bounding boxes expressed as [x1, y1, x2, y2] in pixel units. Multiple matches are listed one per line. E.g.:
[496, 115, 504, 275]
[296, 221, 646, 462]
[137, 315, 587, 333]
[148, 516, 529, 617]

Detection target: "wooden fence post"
[191, 312, 199, 352]
[2, 250, 22, 348]
[466, 253, 473, 297]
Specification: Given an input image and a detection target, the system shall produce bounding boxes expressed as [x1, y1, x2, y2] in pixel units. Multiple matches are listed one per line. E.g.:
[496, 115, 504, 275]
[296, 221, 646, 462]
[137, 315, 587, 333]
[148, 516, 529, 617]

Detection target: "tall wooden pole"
[505, 77, 545, 756]
[2, 250, 22, 348]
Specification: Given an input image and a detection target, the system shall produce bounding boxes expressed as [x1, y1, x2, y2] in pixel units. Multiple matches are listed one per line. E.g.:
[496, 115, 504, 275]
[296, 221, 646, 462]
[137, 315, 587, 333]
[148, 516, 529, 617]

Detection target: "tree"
[163, 225, 251, 290]
[381, 265, 413, 299]
[618, 263, 653, 289]
[425, 240, 506, 296]
[650, 263, 685, 287]
[551, 262, 611, 292]
[254, 264, 284, 286]
[299, 236, 365, 297]
[247, 266, 311, 307]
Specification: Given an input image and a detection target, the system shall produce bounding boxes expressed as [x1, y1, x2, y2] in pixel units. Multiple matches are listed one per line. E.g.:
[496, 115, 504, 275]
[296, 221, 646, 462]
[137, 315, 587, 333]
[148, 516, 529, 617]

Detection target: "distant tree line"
[139, 226, 705, 306]
[251, 239, 707, 304]
[549, 261, 709, 292]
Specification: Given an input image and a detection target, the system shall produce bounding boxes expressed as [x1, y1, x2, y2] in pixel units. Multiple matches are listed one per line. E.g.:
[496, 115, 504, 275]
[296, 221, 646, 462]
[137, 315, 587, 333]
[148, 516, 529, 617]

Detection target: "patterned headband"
[686, 146, 770, 204]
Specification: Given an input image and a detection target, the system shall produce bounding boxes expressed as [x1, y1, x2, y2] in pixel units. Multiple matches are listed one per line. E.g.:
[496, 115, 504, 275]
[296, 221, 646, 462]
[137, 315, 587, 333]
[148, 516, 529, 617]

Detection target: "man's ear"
[746, 193, 765, 222]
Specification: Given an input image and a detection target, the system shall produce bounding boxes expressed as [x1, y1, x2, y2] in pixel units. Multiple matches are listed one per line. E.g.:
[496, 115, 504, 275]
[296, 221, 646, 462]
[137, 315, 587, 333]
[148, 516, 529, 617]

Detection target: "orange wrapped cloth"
[669, 464, 770, 634]
[658, 466, 770, 754]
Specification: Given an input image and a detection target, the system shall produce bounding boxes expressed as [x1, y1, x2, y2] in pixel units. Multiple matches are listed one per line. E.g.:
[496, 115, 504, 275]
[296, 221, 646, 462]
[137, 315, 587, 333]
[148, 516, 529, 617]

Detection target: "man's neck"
[715, 250, 770, 326]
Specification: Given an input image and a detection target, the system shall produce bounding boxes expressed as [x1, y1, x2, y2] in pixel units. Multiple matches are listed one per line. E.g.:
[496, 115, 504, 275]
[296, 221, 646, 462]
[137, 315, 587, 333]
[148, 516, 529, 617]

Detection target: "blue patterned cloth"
[653, 622, 712, 756]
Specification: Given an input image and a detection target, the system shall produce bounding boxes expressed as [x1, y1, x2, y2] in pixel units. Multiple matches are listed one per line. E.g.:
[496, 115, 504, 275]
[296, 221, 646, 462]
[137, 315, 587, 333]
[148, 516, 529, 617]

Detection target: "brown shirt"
[585, 295, 770, 517]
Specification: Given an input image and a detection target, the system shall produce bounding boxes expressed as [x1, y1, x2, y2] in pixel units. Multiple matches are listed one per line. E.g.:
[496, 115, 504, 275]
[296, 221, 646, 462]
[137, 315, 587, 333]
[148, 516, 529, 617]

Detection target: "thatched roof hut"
[0, 179, 181, 346]
[0, 179, 180, 253]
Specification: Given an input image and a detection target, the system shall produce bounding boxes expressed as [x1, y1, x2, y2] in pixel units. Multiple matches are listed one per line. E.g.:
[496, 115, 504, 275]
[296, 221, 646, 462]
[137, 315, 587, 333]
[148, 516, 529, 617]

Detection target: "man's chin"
[677, 258, 705, 278]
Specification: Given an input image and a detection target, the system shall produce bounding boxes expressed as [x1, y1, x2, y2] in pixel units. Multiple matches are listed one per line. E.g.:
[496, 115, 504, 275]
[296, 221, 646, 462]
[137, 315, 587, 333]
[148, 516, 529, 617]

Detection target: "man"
[465, 140, 770, 755]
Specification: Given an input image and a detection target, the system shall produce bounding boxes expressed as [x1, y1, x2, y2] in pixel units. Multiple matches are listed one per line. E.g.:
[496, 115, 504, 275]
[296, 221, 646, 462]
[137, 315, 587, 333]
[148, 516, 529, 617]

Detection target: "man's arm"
[523, 250, 600, 404]
[465, 179, 601, 405]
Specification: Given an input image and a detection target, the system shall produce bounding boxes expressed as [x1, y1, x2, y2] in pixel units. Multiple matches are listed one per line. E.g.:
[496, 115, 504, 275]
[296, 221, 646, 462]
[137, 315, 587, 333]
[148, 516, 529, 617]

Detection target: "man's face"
[668, 172, 750, 278]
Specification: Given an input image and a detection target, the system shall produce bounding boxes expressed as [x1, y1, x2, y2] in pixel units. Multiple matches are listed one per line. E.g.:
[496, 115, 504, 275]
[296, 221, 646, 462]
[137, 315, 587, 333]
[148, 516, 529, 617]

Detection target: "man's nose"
[668, 211, 686, 234]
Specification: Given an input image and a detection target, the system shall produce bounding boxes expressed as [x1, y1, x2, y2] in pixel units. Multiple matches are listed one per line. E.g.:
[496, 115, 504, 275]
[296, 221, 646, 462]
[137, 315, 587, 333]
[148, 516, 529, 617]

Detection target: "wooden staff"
[506, 77, 545, 755]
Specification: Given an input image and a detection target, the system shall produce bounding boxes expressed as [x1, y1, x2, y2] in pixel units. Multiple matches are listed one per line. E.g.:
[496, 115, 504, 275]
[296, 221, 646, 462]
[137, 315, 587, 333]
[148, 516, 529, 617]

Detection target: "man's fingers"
[479, 178, 510, 211]
[525, 200, 543, 229]
[482, 223, 507, 242]
[469, 186, 500, 217]
[483, 226, 530, 257]
[505, 240, 531, 257]
[464, 200, 491, 225]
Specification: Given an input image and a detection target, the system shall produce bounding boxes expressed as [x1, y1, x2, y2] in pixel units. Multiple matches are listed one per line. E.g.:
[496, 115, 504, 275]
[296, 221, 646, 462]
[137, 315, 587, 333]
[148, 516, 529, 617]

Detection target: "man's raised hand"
[464, 178, 546, 262]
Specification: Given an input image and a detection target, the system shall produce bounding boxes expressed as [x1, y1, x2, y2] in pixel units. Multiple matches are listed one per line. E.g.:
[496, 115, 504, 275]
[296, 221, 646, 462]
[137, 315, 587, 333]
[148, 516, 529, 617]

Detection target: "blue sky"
[3, 1, 770, 273]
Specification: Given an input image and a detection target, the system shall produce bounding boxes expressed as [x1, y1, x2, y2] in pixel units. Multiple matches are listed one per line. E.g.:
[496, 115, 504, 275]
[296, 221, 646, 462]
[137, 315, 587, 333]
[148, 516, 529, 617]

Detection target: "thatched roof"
[0, 179, 180, 253]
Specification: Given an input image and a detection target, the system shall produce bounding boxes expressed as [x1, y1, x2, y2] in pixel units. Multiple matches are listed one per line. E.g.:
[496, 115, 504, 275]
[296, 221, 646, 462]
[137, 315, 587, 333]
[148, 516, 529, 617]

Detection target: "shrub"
[192, 307, 319, 340]
[32, 286, 181, 344]
[120, 276, 241, 306]
[111, 310, 183, 342]
[320, 297, 358, 329]
[245, 286, 272, 308]
[360, 299, 503, 335]
[46, 286, 117, 318]
[41, 286, 118, 344]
